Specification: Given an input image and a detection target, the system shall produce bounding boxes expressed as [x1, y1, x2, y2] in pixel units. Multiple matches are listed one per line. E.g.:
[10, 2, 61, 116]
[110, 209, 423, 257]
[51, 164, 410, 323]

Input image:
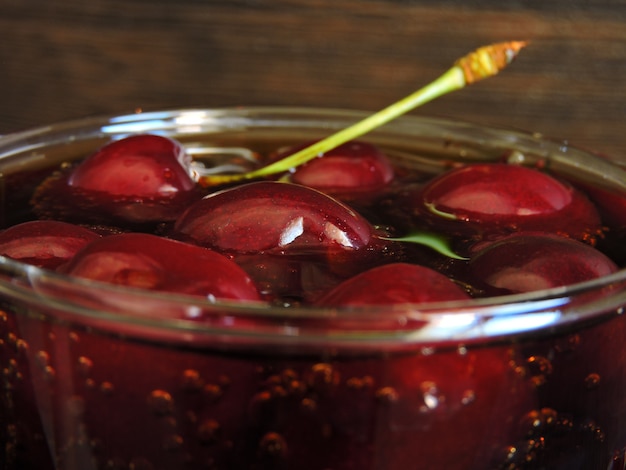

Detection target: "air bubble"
[44, 365, 56, 381]
[182, 369, 203, 391]
[6, 333, 17, 347]
[197, 419, 220, 444]
[582, 420, 605, 442]
[506, 150, 526, 165]
[375, 387, 399, 404]
[585, 372, 601, 389]
[250, 390, 272, 407]
[300, 397, 318, 412]
[36, 350, 50, 368]
[420, 381, 440, 411]
[203, 383, 223, 402]
[346, 376, 374, 391]
[15, 338, 28, 352]
[461, 389, 475, 405]
[77, 356, 93, 376]
[258, 432, 287, 460]
[162, 434, 184, 452]
[526, 355, 553, 387]
[308, 363, 339, 392]
[3, 358, 18, 380]
[100, 381, 115, 395]
[501, 438, 544, 468]
[249, 391, 273, 421]
[147, 390, 174, 415]
[521, 408, 559, 437]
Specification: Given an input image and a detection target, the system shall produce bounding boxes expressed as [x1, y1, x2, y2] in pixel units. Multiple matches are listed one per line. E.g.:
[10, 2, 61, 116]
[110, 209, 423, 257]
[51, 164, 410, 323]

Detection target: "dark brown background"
[1, 1, 625, 158]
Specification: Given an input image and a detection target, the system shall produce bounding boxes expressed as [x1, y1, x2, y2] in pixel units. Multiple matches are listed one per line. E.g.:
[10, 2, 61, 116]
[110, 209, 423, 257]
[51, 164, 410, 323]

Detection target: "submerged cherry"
[63, 233, 261, 301]
[316, 262, 470, 306]
[0, 220, 101, 270]
[414, 163, 602, 242]
[279, 140, 394, 198]
[468, 233, 618, 296]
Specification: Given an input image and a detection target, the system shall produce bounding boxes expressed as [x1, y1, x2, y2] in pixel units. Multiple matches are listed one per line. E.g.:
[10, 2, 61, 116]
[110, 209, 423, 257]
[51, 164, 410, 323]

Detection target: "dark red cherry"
[0, 220, 100, 269]
[468, 233, 618, 296]
[578, 183, 626, 230]
[63, 232, 261, 301]
[173, 181, 398, 301]
[68, 134, 195, 197]
[414, 163, 602, 242]
[174, 181, 377, 256]
[279, 140, 394, 198]
[316, 262, 470, 306]
[32, 134, 203, 227]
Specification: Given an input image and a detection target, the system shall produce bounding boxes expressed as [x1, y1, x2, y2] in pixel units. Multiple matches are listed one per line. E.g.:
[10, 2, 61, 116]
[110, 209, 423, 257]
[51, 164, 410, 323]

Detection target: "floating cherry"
[32, 134, 204, 227]
[279, 140, 394, 199]
[413, 163, 602, 242]
[173, 181, 378, 255]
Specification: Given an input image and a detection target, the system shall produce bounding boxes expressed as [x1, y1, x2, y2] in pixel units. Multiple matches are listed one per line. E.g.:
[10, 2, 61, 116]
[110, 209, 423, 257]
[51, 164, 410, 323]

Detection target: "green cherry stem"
[380, 233, 468, 260]
[197, 40, 527, 187]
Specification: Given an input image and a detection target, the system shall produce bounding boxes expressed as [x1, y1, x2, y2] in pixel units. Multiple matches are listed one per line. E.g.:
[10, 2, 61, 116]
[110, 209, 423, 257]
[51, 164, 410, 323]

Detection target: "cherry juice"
[1, 108, 626, 470]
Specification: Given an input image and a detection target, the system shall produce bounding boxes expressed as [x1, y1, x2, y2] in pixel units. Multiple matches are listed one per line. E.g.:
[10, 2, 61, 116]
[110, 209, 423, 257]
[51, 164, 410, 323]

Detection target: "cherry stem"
[198, 41, 527, 187]
[381, 233, 468, 260]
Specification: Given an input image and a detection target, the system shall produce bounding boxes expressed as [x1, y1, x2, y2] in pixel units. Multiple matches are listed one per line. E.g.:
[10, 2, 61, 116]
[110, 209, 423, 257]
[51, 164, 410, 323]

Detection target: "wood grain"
[1, 1, 625, 158]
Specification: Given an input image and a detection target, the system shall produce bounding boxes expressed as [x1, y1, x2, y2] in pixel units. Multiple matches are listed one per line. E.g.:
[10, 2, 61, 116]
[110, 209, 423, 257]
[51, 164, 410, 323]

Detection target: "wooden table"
[1, 1, 625, 159]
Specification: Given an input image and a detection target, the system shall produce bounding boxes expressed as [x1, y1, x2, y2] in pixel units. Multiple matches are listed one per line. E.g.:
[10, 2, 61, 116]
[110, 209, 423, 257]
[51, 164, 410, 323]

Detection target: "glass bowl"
[1, 107, 626, 470]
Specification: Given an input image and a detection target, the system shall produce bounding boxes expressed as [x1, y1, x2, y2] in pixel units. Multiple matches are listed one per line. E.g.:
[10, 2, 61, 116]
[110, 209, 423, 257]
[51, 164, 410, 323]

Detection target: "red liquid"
[1, 115, 626, 470]
[3, 305, 626, 469]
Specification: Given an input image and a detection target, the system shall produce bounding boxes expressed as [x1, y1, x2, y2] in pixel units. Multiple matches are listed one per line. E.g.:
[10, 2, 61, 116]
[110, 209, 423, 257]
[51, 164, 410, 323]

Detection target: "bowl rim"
[1, 106, 625, 347]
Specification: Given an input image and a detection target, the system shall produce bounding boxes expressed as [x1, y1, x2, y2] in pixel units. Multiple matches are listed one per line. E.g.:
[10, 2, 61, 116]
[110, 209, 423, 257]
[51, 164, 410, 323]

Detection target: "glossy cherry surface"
[32, 134, 203, 226]
[0, 220, 101, 269]
[283, 140, 394, 198]
[63, 232, 261, 301]
[68, 134, 195, 197]
[174, 181, 376, 255]
[414, 163, 602, 242]
[317, 262, 470, 306]
[468, 233, 618, 295]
